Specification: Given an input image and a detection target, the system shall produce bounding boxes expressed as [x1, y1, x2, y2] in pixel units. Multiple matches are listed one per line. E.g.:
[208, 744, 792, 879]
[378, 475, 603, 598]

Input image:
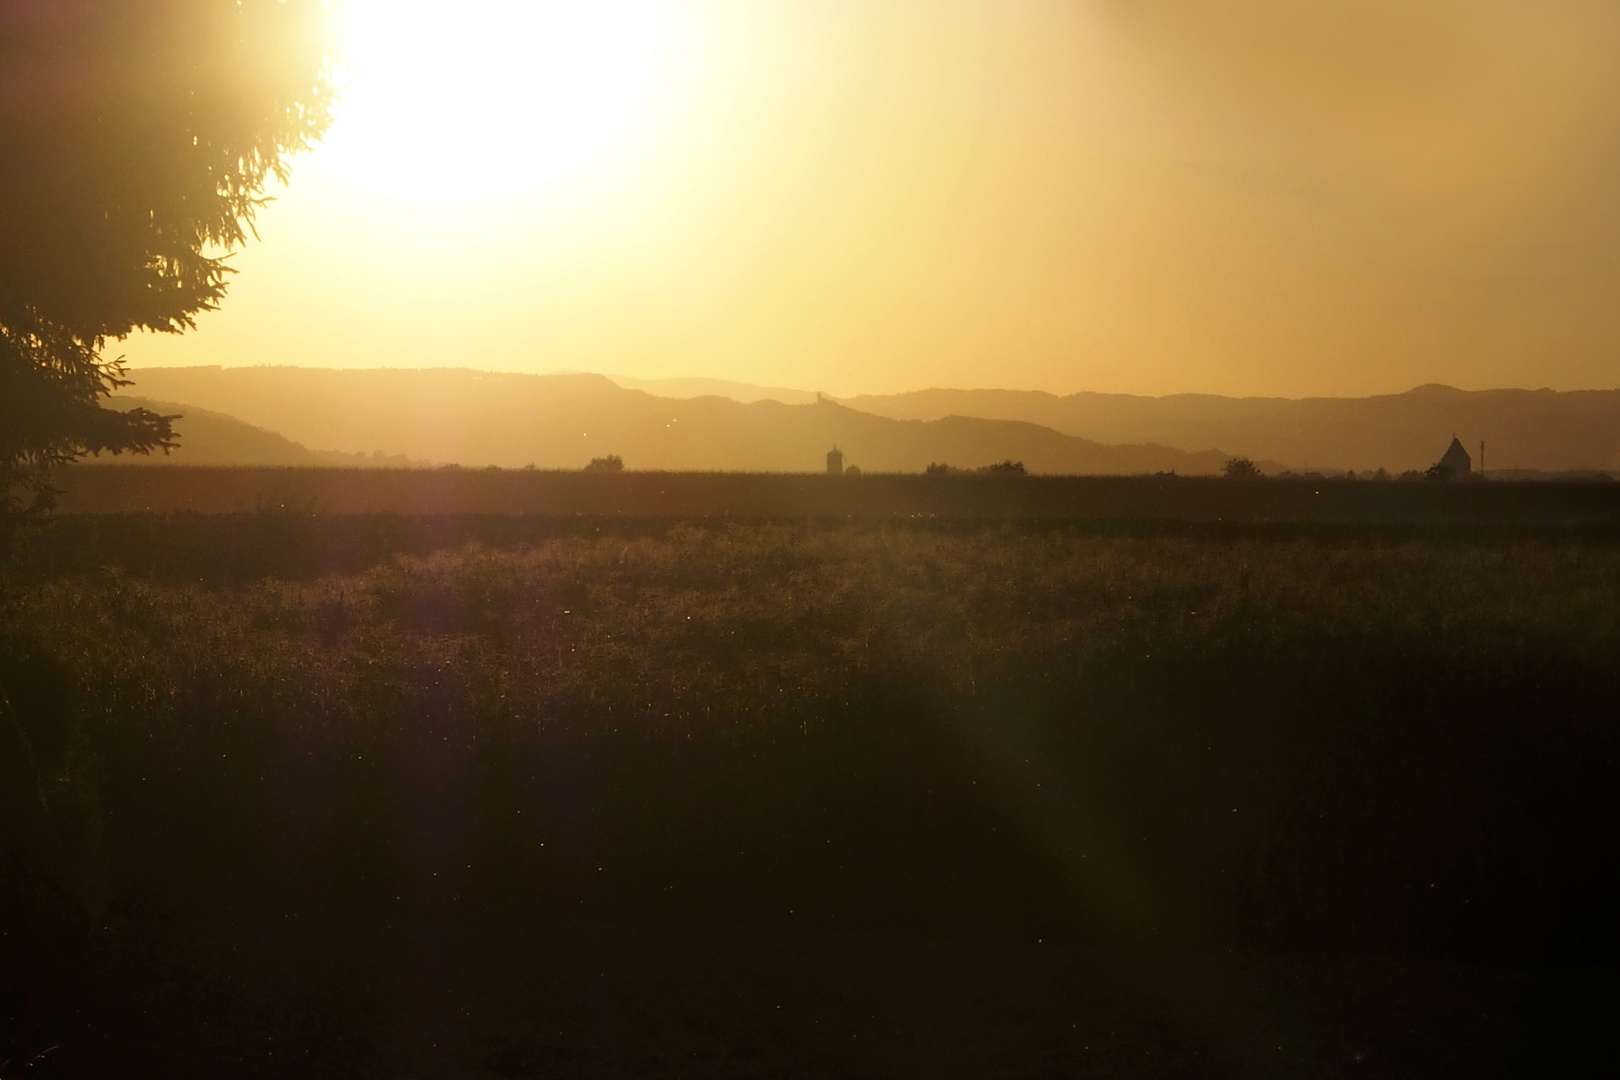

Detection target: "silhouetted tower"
[826, 446, 844, 476]
[1438, 436, 1472, 478]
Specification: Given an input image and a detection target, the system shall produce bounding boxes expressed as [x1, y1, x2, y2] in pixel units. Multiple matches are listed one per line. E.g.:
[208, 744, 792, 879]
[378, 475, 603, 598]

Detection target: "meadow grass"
[3, 516, 1617, 1074]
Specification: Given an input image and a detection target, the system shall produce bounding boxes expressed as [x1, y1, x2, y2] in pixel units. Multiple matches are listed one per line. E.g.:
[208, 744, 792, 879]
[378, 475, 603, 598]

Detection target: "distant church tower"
[1438, 436, 1472, 478]
[826, 446, 844, 476]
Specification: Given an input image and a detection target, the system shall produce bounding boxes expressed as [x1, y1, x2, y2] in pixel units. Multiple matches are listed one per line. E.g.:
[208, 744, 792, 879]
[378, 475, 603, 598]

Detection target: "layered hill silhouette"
[104, 397, 421, 468]
[837, 384, 1620, 474]
[604, 374, 821, 406]
[116, 368, 1239, 475]
[116, 367, 1618, 474]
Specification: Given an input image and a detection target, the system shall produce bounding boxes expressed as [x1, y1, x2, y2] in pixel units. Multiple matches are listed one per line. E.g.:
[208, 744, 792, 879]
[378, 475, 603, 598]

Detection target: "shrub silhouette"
[585, 454, 625, 472]
[1223, 457, 1262, 480]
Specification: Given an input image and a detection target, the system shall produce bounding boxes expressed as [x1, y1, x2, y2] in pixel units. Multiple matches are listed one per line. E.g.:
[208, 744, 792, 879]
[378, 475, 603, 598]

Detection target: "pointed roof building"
[1437, 436, 1472, 478]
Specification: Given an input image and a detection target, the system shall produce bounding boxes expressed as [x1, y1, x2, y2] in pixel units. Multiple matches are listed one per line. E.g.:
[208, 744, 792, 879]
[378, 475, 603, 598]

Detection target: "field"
[52, 464, 1620, 523]
[4, 505, 1618, 1076]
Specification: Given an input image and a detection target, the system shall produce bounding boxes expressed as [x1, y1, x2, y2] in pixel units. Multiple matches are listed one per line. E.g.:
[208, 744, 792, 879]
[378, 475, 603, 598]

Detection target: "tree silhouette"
[1, 1, 338, 517]
[1424, 462, 1454, 481]
[1223, 457, 1262, 480]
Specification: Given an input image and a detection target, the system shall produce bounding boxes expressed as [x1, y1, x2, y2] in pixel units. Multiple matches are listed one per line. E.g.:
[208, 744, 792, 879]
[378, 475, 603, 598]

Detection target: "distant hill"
[117, 368, 1243, 475]
[602, 374, 821, 406]
[103, 397, 424, 468]
[836, 384, 1620, 473]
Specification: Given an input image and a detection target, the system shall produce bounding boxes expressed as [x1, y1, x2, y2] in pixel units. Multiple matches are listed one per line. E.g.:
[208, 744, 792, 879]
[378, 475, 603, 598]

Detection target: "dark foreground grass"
[3, 516, 1618, 1076]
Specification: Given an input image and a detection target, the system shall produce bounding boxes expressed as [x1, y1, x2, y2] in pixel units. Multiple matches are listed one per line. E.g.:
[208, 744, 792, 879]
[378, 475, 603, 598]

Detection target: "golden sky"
[120, 0, 1620, 398]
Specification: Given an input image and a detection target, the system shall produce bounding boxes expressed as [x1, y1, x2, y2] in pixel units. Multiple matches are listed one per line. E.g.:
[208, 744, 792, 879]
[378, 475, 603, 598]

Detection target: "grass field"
[4, 512, 1617, 1076]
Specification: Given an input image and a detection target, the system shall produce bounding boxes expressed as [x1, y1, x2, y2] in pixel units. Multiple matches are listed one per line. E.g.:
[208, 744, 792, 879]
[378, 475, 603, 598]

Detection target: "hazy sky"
[120, 0, 1620, 397]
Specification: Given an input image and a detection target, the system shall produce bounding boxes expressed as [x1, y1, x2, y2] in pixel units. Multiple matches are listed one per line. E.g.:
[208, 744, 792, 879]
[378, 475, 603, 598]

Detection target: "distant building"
[1435, 436, 1472, 479]
[826, 446, 844, 476]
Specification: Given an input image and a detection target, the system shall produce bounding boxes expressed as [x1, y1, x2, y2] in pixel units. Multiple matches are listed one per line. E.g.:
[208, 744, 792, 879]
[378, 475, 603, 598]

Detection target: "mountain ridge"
[835, 383, 1620, 472]
[105, 396, 426, 468]
[118, 366, 1620, 473]
[115, 367, 1250, 475]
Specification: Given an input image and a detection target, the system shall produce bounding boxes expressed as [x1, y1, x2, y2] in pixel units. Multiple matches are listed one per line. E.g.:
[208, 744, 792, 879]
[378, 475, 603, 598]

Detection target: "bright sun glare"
[316, 0, 665, 203]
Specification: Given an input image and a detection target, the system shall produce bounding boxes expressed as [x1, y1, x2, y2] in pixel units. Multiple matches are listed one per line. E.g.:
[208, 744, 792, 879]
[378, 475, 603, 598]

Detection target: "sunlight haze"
[8, 5, 1614, 1070]
[117, 0, 1620, 398]
[318, 0, 666, 203]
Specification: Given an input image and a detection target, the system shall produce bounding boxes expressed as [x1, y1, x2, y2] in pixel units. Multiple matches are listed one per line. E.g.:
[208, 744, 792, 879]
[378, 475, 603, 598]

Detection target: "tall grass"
[5, 519, 1615, 965]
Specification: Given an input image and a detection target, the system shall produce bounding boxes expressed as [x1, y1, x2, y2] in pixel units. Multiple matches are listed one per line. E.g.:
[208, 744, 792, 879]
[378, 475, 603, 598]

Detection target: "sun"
[315, 0, 666, 203]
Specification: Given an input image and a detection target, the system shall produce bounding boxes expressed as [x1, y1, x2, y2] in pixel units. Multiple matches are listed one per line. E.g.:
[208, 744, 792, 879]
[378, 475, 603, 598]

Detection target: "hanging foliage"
[0, 0, 341, 515]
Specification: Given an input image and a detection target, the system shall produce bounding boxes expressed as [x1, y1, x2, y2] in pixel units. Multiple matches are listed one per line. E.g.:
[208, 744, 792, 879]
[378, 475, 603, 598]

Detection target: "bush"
[1223, 457, 1262, 480]
[584, 454, 624, 472]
